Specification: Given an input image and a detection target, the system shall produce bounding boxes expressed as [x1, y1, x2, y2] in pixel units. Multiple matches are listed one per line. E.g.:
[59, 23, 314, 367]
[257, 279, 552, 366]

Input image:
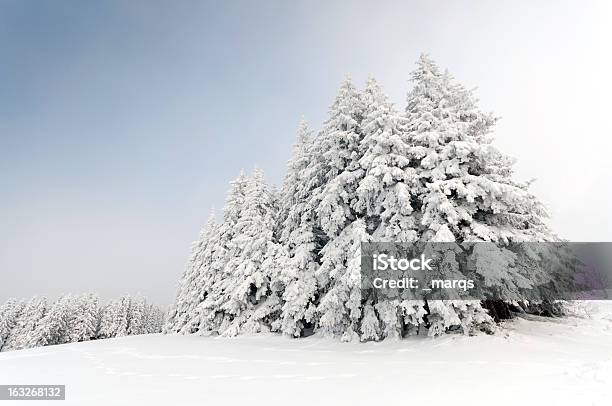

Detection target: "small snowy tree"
[99, 295, 163, 338]
[115, 296, 131, 337]
[144, 303, 165, 333]
[0, 298, 25, 351]
[192, 171, 250, 335]
[27, 295, 74, 347]
[67, 293, 100, 343]
[166, 210, 219, 335]
[98, 296, 130, 338]
[98, 301, 116, 339]
[127, 295, 161, 336]
[1, 297, 47, 351]
[127, 295, 145, 335]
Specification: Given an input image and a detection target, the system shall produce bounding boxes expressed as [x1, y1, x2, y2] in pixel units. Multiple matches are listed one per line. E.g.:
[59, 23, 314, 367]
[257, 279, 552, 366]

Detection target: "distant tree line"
[0, 294, 165, 352]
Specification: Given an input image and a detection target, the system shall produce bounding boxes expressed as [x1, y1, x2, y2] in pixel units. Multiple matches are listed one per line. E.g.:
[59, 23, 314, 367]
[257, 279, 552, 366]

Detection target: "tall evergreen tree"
[196, 171, 250, 334]
[404, 54, 559, 332]
[165, 210, 218, 335]
[311, 77, 365, 238]
[355, 77, 427, 339]
[406, 54, 551, 243]
[357, 77, 419, 241]
[307, 78, 368, 340]
[278, 120, 320, 337]
[218, 169, 283, 336]
[279, 119, 313, 243]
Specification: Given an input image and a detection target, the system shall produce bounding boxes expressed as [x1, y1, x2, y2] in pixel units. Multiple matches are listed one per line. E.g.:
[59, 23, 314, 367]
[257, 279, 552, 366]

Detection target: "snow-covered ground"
[1, 303, 612, 406]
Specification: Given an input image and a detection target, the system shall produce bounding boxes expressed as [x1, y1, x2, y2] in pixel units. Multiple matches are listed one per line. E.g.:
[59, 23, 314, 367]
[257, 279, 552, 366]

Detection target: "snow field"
[1, 302, 611, 406]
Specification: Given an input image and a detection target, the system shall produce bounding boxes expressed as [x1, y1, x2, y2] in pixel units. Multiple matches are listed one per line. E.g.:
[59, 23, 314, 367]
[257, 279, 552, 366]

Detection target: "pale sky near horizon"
[1, 0, 611, 305]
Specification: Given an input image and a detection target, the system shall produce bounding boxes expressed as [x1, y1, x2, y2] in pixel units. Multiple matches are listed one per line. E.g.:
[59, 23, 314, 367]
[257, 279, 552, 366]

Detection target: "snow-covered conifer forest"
[164, 55, 568, 341]
[0, 294, 164, 352]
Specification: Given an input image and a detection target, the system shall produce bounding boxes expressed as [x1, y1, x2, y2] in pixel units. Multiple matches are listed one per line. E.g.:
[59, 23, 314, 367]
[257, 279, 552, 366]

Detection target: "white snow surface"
[1, 303, 612, 406]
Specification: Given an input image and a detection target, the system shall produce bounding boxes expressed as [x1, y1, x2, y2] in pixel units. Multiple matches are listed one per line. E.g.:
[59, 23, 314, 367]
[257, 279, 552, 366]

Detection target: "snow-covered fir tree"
[165, 209, 219, 335]
[405, 54, 551, 243]
[278, 120, 320, 337]
[311, 77, 365, 238]
[144, 303, 165, 333]
[354, 77, 426, 340]
[27, 295, 75, 347]
[306, 77, 369, 340]
[163, 171, 249, 335]
[279, 119, 313, 240]
[405, 54, 560, 325]
[127, 295, 147, 336]
[67, 293, 100, 343]
[127, 295, 164, 335]
[195, 171, 250, 334]
[0, 297, 47, 351]
[0, 298, 25, 351]
[98, 299, 119, 339]
[98, 295, 158, 338]
[216, 168, 283, 336]
[112, 296, 131, 337]
[357, 77, 419, 241]
[164, 170, 293, 337]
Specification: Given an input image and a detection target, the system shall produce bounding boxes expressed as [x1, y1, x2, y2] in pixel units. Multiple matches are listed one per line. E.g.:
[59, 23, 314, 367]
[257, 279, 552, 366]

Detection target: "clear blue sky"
[1, 0, 611, 305]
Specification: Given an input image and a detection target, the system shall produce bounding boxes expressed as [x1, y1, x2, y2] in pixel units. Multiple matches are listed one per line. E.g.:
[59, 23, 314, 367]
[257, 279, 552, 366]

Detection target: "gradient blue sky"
[2, 0, 611, 305]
